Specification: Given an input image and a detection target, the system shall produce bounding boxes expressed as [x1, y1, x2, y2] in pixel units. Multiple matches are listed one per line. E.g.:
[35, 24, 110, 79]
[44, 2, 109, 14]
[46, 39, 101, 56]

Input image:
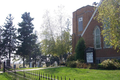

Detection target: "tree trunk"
[35, 58, 36, 67]
[29, 55, 31, 67]
[8, 49, 11, 67]
[0, 56, 1, 69]
[23, 57, 25, 68]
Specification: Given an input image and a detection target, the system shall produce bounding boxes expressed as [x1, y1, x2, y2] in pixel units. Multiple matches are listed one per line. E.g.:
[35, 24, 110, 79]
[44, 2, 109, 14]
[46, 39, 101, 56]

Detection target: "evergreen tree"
[17, 12, 37, 67]
[75, 37, 86, 61]
[0, 26, 3, 57]
[31, 43, 41, 67]
[1, 14, 17, 66]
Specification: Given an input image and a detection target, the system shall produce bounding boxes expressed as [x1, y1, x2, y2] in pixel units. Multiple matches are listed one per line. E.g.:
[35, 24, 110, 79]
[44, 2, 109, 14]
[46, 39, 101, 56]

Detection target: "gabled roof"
[81, 0, 103, 37]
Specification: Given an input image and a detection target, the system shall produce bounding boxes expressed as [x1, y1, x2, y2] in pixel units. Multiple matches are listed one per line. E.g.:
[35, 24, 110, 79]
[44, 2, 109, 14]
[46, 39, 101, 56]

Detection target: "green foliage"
[67, 54, 76, 61]
[41, 37, 56, 55]
[0, 14, 17, 59]
[98, 59, 120, 70]
[66, 61, 77, 68]
[17, 12, 37, 67]
[55, 31, 72, 56]
[75, 37, 86, 60]
[17, 12, 36, 57]
[96, 0, 120, 50]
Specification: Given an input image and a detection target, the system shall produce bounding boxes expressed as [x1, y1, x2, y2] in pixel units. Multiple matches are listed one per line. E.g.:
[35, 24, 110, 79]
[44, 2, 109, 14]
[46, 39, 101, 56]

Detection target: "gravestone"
[85, 47, 95, 63]
[30, 62, 32, 68]
[54, 61, 58, 67]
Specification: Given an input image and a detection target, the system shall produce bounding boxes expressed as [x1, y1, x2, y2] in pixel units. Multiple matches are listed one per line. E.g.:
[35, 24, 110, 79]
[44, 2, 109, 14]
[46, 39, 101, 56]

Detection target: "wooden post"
[39, 72, 40, 80]
[3, 61, 5, 73]
[51, 75, 52, 80]
[24, 71, 25, 78]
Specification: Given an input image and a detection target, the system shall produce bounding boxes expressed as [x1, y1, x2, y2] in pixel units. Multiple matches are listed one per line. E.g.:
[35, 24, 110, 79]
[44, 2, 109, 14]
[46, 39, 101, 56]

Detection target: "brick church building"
[72, 5, 120, 63]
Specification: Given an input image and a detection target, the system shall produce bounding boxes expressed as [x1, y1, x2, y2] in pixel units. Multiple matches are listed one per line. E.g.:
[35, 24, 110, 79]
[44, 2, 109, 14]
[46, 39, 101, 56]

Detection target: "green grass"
[0, 73, 11, 80]
[2, 67, 120, 80]
[30, 67, 120, 80]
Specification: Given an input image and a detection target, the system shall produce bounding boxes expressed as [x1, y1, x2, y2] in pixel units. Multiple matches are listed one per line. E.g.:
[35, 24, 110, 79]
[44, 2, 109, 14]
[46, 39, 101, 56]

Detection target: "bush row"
[66, 59, 120, 70]
[66, 61, 97, 69]
[98, 59, 120, 70]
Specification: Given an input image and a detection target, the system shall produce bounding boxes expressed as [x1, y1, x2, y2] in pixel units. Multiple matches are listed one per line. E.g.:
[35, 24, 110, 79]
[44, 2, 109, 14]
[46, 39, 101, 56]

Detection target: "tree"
[0, 26, 3, 68]
[40, 6, 71, 57]
[96, 0, 120, 50]
[56, 30, 71, 56]
[40, 10, 56, 55]
[30, 43, 41, 67]
[1, 14, 17, 66]
[17, 12, 37, 67]
[75, 37, 86, 60]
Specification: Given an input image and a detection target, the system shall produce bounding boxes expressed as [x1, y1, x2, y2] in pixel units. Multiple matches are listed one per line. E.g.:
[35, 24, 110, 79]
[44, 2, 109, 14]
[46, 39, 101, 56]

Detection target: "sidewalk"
[16, 66, 64, 72]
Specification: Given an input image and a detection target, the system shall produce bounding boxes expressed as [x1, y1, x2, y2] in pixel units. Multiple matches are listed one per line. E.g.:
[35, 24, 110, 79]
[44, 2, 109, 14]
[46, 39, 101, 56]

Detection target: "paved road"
[0, 66, 64, 73]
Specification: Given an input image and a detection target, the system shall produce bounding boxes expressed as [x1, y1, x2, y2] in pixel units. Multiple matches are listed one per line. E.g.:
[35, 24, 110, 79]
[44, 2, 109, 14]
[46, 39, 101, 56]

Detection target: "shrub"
[46, 62, 51, 67]
[75, 37, 86, 60]
[66, 61, 77, 68]
[67, 54, 76, 61]
[98, 59, 120, 70]
[76, 62, 97, 69]
[59, 62, 66, 66]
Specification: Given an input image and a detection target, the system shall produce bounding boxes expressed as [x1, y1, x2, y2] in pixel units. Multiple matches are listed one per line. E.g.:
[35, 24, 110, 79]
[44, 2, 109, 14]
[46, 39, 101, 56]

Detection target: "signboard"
[86, 52, 93, 63]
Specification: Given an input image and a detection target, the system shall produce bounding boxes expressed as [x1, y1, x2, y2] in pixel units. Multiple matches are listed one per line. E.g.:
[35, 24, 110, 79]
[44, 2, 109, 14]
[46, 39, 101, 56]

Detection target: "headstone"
[62, 58, 65, 63]
[54, 61, 58, 67]
[14, 64, 16, 69]
[30, 62, 32, 68]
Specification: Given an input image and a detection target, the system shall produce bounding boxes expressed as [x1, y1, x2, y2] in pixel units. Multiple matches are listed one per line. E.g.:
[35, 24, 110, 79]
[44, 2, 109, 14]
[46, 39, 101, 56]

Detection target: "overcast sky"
[0, 0, 100, 33]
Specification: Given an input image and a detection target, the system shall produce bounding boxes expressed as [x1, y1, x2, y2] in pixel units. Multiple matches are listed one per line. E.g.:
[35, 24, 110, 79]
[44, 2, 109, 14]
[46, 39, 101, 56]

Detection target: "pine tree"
[1, 14, 17, 66]
[17, 12, 37, 67]
[75, 37, 86, 61]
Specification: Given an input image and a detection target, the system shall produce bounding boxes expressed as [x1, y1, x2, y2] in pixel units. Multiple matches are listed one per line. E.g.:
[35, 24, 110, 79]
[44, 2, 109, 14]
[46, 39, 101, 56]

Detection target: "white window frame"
[94, 26, 101, 49]
[78, 17, 83, 32]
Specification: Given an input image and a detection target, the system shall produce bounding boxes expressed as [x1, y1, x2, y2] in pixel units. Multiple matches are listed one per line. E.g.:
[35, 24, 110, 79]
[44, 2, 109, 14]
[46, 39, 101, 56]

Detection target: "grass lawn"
[2, 67, 120, 80]
[0, 73, 10, 80]
[30, 67, 120, 80]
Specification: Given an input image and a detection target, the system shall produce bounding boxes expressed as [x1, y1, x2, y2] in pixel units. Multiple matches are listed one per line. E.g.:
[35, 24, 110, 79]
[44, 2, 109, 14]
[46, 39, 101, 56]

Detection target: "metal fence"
[3, 62, 75, 80]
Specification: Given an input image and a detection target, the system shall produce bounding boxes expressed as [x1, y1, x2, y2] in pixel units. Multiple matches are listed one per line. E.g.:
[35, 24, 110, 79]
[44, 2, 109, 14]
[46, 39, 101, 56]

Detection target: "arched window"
[94, 26, 101, 49]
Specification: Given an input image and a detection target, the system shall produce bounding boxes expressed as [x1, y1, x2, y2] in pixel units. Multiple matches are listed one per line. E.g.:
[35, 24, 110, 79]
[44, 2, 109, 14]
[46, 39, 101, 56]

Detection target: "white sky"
[0, 0, 101, 64]
[0, 0, 100, 33]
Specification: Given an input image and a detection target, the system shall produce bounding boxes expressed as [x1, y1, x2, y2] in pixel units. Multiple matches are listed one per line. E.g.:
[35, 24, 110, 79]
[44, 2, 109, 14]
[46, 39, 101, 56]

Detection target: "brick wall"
[72, 5, 120, 62]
